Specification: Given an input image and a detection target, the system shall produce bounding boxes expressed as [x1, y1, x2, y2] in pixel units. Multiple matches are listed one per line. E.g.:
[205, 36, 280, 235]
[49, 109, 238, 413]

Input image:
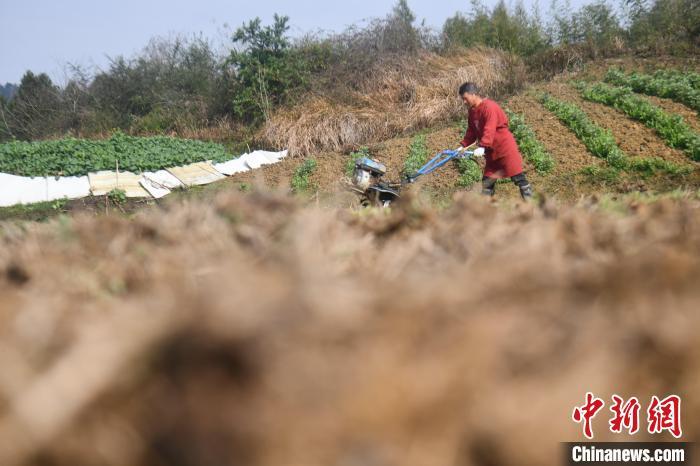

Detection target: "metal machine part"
[353, 157, 387, 190]
[351, 150, 473, 208]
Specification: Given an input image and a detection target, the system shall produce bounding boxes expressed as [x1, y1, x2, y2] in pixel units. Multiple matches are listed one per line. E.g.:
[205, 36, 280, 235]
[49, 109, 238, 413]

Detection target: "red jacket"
[461, 99, 523, 178]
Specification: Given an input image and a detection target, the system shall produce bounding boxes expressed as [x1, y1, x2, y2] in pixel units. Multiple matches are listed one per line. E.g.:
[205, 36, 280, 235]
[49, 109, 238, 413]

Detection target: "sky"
[0, 0, 587, 85]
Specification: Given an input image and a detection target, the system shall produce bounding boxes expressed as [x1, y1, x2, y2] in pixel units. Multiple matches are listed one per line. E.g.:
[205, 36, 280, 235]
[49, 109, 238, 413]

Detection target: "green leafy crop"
[577, 81, 700, 161]
[539, 94, 627, 169]
[456, 157, 482, 188]
[0, 132, 231, 177]
[505, 109, 554, 174]
[291, 158, 317, 193]
[604, 68, 700, 113]
[403, 135, 429, 176]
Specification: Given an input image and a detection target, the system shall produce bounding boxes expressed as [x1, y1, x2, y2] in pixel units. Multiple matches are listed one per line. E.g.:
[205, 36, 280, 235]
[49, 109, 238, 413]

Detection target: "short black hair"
[458, 82, 480, 96]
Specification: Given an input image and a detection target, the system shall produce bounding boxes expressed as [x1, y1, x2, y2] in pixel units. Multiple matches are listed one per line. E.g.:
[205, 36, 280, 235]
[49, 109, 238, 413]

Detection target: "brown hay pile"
[263, 48, 520, 156]
[0, 192, 699, 465]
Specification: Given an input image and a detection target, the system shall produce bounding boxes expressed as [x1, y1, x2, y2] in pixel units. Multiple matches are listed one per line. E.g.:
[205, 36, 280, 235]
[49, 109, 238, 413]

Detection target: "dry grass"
[0, 190, 699, 465]
[263, 47, 522, 156]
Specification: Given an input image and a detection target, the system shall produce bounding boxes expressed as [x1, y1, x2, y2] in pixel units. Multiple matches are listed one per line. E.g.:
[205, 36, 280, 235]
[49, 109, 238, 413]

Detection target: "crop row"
[539, 94, 627, 169]
[0, 132, 231, 177]
[540, 94, 690, 176]
[505, 110, 555, 174]
[604, 68, 700, 113]
[577, 82, 700, 161]
[640, 69, 700, 91]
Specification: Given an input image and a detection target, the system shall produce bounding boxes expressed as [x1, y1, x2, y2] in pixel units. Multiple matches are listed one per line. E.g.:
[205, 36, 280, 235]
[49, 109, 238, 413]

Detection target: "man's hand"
[473, 147, 486, 158]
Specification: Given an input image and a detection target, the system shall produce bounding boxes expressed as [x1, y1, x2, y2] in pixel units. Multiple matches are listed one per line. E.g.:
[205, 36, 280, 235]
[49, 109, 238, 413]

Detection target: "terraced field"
[225, 60, 700, 203]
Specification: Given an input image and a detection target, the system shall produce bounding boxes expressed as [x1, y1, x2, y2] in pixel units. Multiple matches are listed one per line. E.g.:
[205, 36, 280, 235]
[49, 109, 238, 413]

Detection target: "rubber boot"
[481, 177, 497, 196]
[519, 183, 534, 201]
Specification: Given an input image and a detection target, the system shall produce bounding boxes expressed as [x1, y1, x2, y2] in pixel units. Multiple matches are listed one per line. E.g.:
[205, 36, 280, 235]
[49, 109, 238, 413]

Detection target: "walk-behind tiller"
[351, 147, 476, 207]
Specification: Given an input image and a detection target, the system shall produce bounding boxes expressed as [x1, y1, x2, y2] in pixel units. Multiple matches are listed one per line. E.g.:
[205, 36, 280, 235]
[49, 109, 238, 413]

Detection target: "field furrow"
[644, 95, 700, 133]
[506, 94, 600, 175]
[547, 82, 692, 166]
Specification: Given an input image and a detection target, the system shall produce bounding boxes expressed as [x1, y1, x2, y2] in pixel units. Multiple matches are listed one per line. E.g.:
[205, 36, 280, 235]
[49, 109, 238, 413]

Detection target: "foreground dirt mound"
[0, 191, 699, 465]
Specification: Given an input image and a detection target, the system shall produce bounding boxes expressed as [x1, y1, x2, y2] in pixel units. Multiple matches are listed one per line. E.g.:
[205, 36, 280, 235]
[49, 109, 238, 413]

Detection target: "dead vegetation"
[262, 48, 524, 156]
[0, 190, 699, 465]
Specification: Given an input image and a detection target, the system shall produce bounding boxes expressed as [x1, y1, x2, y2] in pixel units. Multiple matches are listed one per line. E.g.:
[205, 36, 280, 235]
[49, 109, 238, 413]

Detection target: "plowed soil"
[644, 95, 700, 134]
[544, 80, 694, 166]
[578, 56, 700, 133]
[506, 93, 600, 175]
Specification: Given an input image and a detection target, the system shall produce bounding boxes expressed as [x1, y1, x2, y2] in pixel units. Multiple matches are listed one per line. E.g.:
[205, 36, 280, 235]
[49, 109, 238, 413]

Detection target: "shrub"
[442, 0, 548, 57]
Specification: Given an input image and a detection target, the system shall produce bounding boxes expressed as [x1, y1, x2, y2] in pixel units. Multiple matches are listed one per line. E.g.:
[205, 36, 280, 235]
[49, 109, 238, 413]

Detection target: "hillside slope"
[229, 56, 700, 202]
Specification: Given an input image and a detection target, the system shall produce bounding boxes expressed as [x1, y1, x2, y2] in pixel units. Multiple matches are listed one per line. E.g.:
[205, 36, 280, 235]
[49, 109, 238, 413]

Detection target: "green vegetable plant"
[604, 68, 700, 113]
[577, 81, 700, 161]
[539, 94, 627, 169]
[505, 109, 555, 174]
[403, 134, 429, 176]
[291, 158, 317, 193]
[0, 131, 232, 177]
[456, 157, 482, 188]
[107, 188, 127, 204]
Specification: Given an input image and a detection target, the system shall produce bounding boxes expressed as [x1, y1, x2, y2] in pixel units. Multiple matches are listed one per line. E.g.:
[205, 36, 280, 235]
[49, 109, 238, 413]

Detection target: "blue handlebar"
[407, 149, 474, 183]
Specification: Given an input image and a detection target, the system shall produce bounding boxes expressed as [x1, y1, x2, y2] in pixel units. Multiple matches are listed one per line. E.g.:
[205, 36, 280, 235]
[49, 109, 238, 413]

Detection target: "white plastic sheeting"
[0, 174, 92, 207]
[47, 176, 91, 201]
[140, 171, 185, 199]
[88, 171, 151, 198]
[243, 150, 288, 169]
[213, 157, 250, 176]
[0, 149, 288, 208]
[213, 150, 287, 174]
[0, 174, 49, 207]
[167, 161, 226, 187]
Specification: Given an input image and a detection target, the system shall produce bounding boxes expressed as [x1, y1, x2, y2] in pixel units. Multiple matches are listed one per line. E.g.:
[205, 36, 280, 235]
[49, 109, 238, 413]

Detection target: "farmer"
[457, 82, 533, 200]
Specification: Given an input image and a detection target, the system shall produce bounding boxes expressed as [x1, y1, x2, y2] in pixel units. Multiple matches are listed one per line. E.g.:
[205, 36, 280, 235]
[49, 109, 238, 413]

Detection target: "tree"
[382, 0, 421, 53]
[572, 1, 623, 55]
[226, 14, 309, 123]
[442, 0, 547, 56]
[7, 71, 63, 140]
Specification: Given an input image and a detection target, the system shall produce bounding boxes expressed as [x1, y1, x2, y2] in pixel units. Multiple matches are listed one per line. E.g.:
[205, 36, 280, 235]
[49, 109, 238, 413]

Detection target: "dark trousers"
[482, 173, 533, 199]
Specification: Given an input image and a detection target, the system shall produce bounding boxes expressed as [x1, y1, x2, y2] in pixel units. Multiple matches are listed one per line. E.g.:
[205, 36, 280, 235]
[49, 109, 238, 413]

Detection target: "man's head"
[459, 82, 482, 108]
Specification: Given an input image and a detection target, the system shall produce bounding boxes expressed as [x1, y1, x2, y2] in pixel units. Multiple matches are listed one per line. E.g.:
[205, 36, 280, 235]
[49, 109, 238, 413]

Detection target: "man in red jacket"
[458, 82, 533, 200]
